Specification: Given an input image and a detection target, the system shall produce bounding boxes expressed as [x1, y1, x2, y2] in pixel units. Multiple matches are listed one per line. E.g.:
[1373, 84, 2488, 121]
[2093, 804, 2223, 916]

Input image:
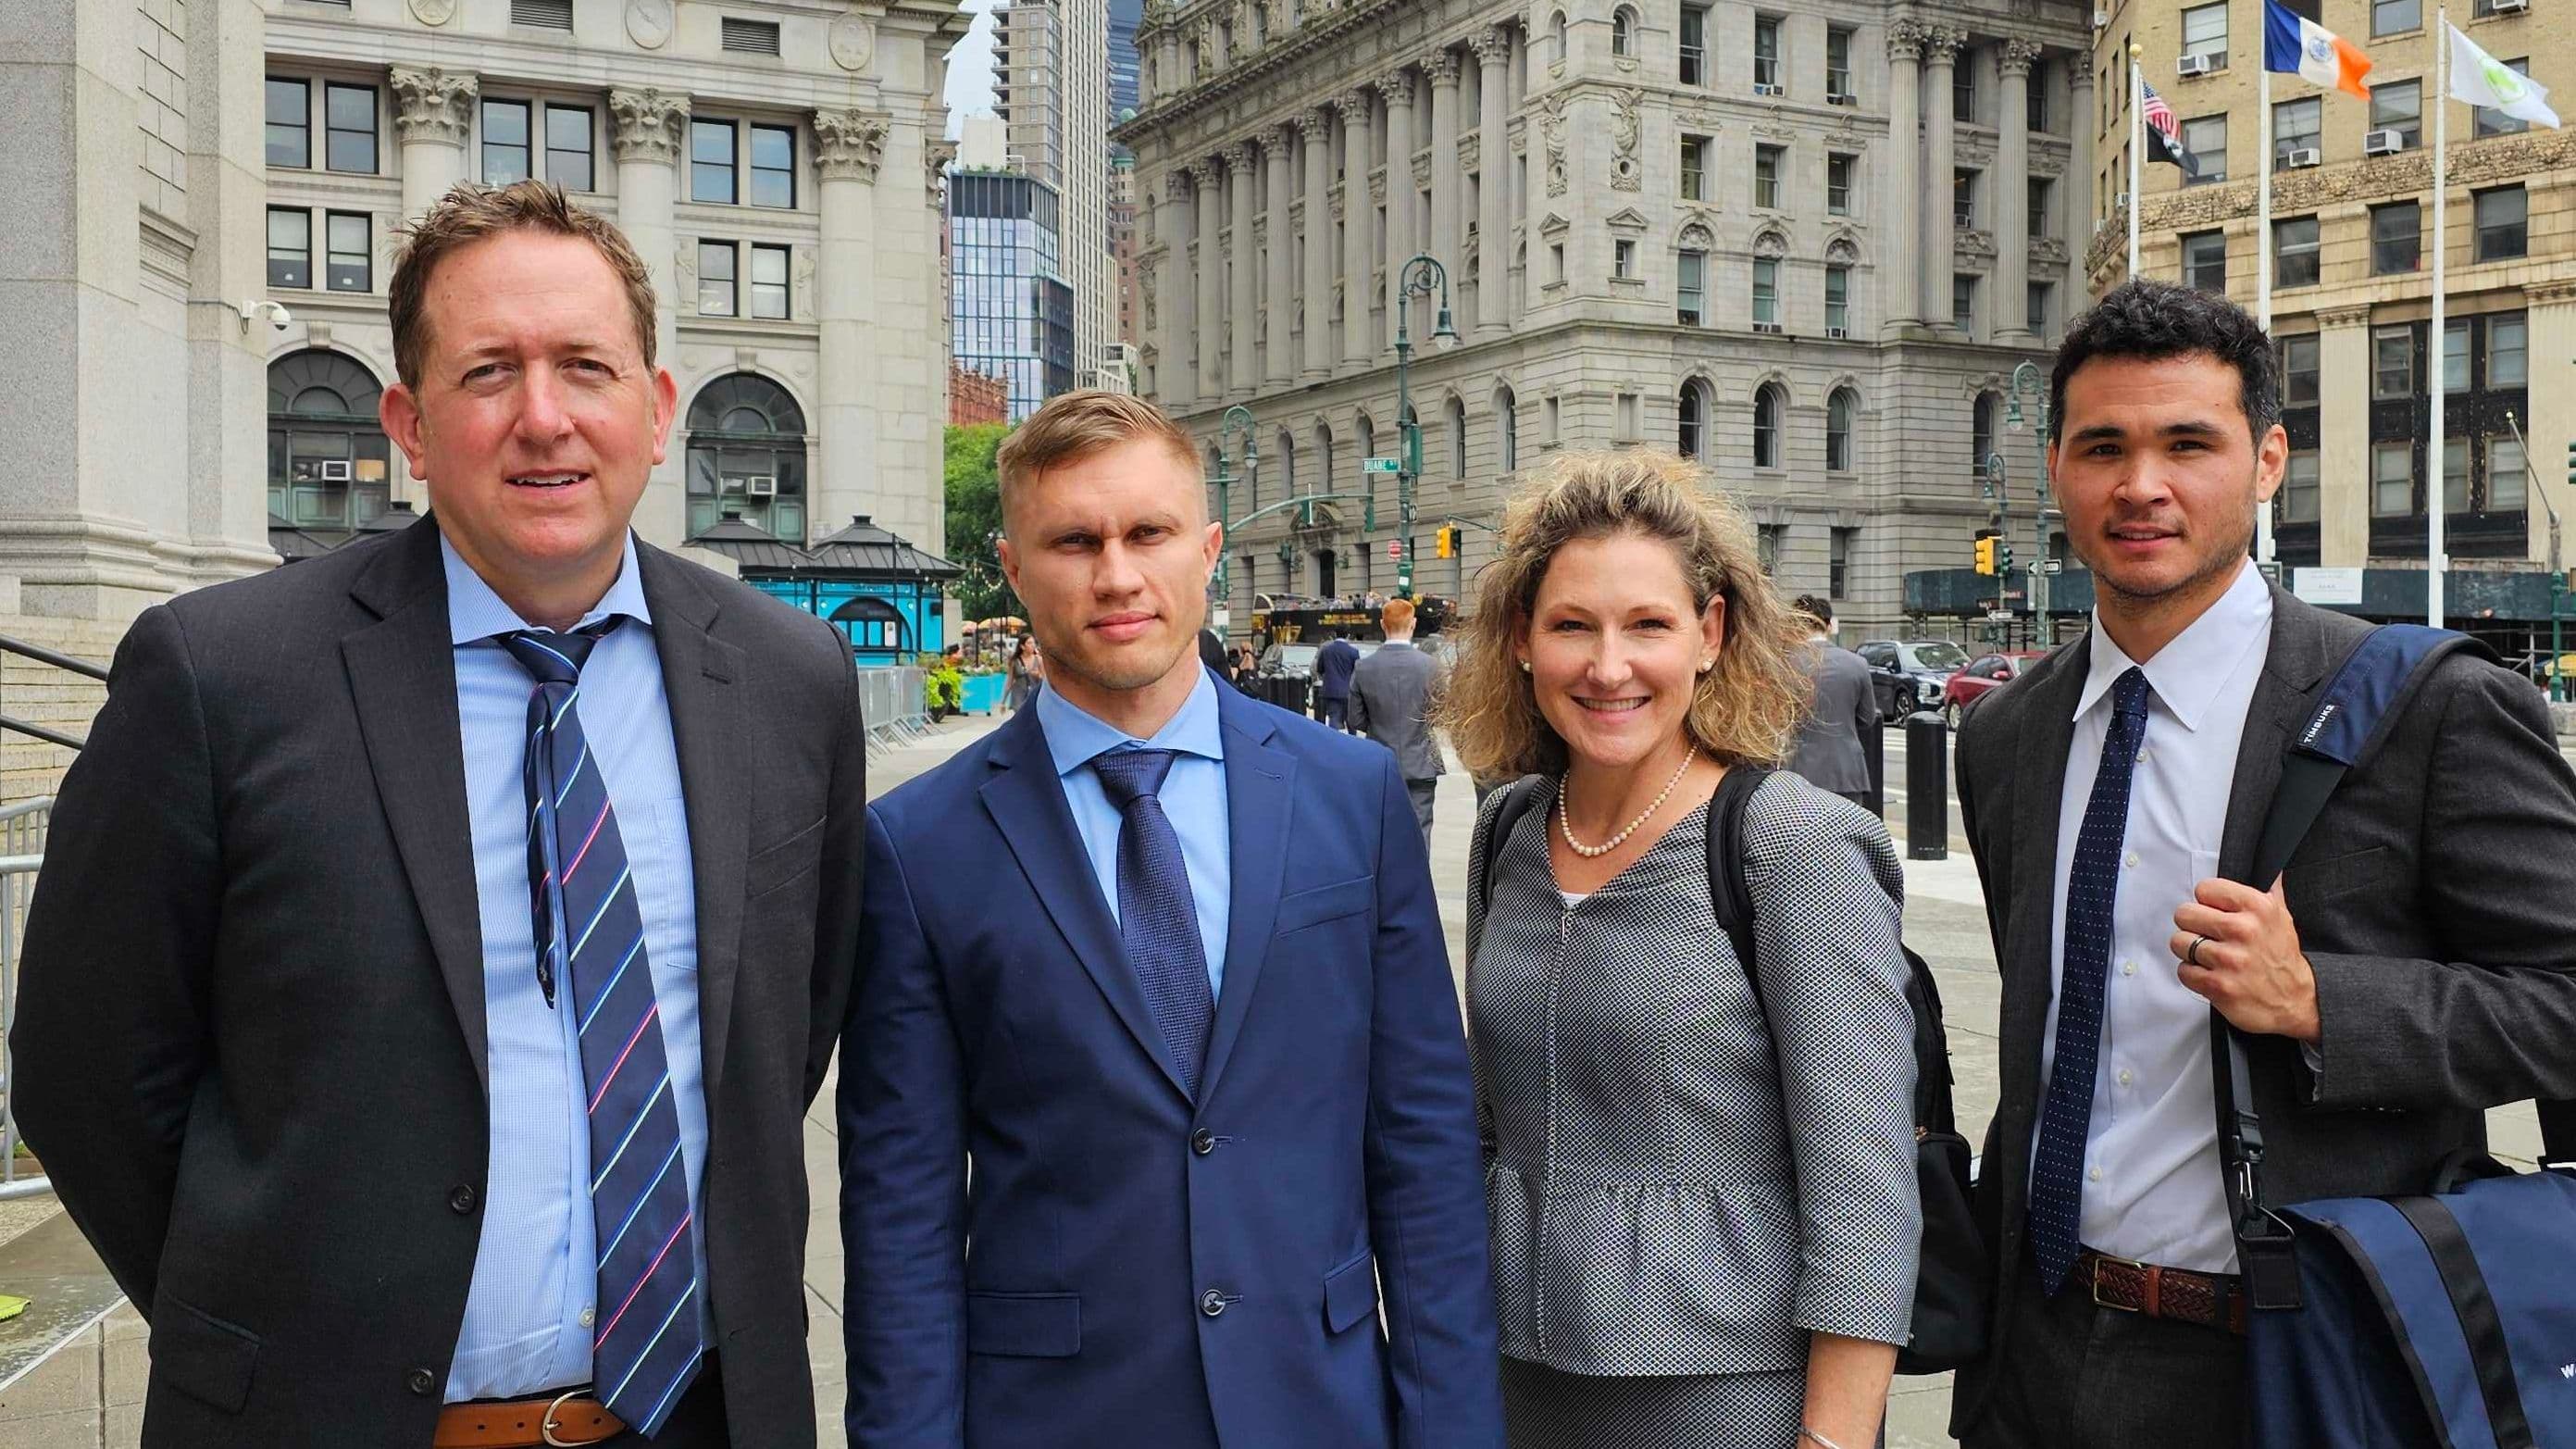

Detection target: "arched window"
[1611, 6, 1637, 57]
[268, 349, 392, 531]
[1827, 387, 1859, 473]
[1447, 396, 1469, 479]
[1753, 381, 1786, 469]
[1495, 386, 1519, 471]
[1972, 391, 1999, 477]
[829, 595, 908, 654]
[1677, 381, 1710, 461]
[1314, 421, 1335, 497]
[1276, 429, 1297, 497]
[687, 373, 810, 541]
[1551, 9, 1569, 63]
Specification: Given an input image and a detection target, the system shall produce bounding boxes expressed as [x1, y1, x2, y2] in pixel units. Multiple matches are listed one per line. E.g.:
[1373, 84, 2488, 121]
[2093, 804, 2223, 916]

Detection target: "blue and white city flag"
[2448, 22, 2560, 128]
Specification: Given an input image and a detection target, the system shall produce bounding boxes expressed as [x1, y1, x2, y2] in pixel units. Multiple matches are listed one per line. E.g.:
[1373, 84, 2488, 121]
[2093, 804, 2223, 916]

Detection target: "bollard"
[1862, 714, 1886, 818]
[1905, 711, 1948, 860]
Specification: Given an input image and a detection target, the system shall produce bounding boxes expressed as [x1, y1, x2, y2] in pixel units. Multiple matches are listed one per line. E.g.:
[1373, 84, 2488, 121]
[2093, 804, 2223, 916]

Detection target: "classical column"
[1425, 48, 1463, 282]
[1262, 125, 1296, 389]
[814, 108, 888, 548]
[390, 68, 477, 223]
[2068, 67, 2096, 253]
[1336, 90, 1375, 370]
[1226, 141, 1258, 400]
[1472, 27, 1513, 339]
[1923, 28, 1964, 335]
[1193, 159, 1225, 410]
[2316, 305, 2374, 567]
[1162, 170, 1199, 406]
[609, 87, 688, 544]
[1996, 40, 2042, 343]
[1378, 69, 1418, 355]
[1299, 109, 1335, 381]
[1882, 23, 1923, 333]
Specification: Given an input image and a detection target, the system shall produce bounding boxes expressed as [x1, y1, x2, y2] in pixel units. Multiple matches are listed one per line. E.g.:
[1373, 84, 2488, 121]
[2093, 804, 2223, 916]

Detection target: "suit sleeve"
[1348, 663, 1375, 737]
[2306, 662, 2576, 1111]
[1363, 755, 1506, 1448]
[10, 606, 219, 1318]
[839, 806, 969, 1448]
[1851, 658, 1878, 741]
[806, 631, 870, 1105]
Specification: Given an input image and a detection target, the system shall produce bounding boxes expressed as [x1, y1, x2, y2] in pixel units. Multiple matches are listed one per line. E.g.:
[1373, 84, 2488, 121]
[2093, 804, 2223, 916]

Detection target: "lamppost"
[1211, 404, 1259, 610]
[2004, 359, 2055, 643]
[1391, 253, 1460, 599]
[1981, 450, 2011, 641]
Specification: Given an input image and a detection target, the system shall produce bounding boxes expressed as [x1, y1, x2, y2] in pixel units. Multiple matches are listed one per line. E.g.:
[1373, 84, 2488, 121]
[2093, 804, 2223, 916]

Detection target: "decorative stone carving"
[1168, 169, 1198, 200]
[406, 0, 456, 25]
[1922, 26, 1966, 66]
[926, 139, 958, 199]
[1411, 151, 1432, 189]
[1825, 235, 1861, 264]
[1252, 217, 1267, 247]
[1540, 94, 1567, 195]
[1470, 26, 1512, 67]
[2001, 37, 2044, 78]
[1260, 124, 1293, 158]
[1369, 169, 1388, 205]
[2030, 236, 2070, 265]
[1676, 219, 1715, 249]
[1226, 140, 1259, 173]
[1610, 89, 1643, 191]
[1460, 132, 1480, 171]
[815, 108, 891, 182]
[1958, 229, 1997, 259]
[1887, 19, 1926, 62]
[1374, 69, 1412, 104]
[390, 68, 477, 148]
[1293, 109, 1330, 141]
[1329, 184, 1346, 222]
[2314, 303, 2376, 328]
[794, 247, 817, 320]
[1422, 47, 1462, 86]
[1333, 89, 1371, 124]
[2524, 281, 2576, 306]
[1463, 229, 1479, 270]
[829, 12, 878, 71]
[676, 244, 699, 315]
[609, 88, 689, 166]
[626, 0, 674, 49]
[1752, 228, 1789, 259]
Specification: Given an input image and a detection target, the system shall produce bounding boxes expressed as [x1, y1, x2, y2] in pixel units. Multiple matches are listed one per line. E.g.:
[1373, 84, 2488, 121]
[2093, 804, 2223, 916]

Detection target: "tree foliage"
[944, 422, 1020, 621]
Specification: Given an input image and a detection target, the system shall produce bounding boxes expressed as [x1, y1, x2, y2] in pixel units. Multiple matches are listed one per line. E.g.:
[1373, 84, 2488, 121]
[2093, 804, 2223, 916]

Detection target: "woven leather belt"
[432, 1390, 626, 1447]
[2077, 1249, 2247, 1336]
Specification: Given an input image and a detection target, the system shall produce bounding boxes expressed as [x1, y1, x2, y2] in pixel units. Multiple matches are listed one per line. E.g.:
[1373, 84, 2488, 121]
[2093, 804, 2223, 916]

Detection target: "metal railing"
[0, 634, 106, 752]
[0, 798, 50, 1199]
[856, 665, 935, 754]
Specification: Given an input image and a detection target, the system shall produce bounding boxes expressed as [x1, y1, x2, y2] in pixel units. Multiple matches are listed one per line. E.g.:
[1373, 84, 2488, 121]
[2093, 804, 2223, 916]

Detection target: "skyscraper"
[994, 0, 1117, 393]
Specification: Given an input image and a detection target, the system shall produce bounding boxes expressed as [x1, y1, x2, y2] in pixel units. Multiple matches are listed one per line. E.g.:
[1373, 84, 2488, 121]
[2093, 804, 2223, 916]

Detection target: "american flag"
[2140, 80, 2200, 178]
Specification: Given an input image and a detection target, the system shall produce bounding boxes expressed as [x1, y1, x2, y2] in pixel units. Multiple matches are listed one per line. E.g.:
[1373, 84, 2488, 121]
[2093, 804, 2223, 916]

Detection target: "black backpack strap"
[1704, 765, 1775, 984]
[1470, 774, 1549, 963]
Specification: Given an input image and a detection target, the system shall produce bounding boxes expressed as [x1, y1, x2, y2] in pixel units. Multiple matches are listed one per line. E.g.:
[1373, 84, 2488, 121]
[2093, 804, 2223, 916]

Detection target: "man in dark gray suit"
[1786, 594, 1875, 807]
[13, 182, 865, 1448]
[1350, 599, 1445, 839]
[1951, 280, 2576, 1449]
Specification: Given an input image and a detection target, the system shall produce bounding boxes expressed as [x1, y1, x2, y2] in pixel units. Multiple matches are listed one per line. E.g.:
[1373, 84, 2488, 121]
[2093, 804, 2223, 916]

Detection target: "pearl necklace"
[1558, 745, 1698, 858]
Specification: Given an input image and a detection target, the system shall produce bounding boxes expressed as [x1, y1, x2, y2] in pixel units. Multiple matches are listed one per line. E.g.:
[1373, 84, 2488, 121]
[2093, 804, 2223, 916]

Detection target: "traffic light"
[1435, 525, 1456, 558]
[1974, 535, 1997, 576]
[1997, 539, 2015, 576]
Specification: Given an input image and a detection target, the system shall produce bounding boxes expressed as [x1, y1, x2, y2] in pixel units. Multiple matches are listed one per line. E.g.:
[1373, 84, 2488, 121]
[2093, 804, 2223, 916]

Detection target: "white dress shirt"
[2034, 559, 2271, 1272]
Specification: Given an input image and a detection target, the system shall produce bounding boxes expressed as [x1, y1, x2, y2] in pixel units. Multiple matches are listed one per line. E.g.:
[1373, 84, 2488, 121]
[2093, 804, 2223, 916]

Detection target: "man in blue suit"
[1313, 630, 1362, 731]
[840, 391, 1503, 1449]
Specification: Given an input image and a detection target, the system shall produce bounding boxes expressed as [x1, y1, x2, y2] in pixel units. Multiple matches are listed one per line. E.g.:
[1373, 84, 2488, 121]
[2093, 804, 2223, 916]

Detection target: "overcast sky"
[943, 0, 1002, 133]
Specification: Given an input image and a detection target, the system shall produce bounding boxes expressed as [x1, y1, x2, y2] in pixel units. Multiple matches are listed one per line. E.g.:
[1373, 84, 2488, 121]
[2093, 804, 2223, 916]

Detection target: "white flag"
[2449, 22, 2560, 128]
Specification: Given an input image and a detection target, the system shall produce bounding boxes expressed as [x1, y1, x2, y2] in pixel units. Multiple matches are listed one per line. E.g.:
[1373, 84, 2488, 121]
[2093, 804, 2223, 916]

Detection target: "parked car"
[1857, 639, 1974, 720]
[1943, 650, 2049, 714]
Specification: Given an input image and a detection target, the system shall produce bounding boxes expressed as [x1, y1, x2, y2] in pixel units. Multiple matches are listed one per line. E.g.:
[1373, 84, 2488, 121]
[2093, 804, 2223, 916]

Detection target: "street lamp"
[2004, 359, 2055, 640]
[1391, 253, 1459, 599]
[1212, 403, 1259, 608]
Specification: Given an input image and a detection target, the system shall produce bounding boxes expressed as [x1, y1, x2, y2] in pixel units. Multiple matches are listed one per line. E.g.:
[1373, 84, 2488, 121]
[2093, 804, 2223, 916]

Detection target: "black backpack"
[1475, 766, 1986, 1374]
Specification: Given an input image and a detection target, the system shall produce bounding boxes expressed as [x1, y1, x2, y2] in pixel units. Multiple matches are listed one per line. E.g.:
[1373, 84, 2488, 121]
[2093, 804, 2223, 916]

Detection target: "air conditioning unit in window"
[2364, 128, 2406, 156]
[2177, 53, 2216, 77]
[1755, 82, 1786, 96]
[318, 460, 353, 482]
[2493, 0, 2528, 13]
[2285, 146, 2323, 168]
[745, 476, 778, 496]
[1827, 91, 1858, 106]
[1826, 325, 1850, 340]
[1753, 320, 1784, 333]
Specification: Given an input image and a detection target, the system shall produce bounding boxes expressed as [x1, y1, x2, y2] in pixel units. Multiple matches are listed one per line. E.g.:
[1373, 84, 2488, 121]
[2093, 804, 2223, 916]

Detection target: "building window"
[1830, 527, 1855, 598]
[1449, 396, 1468, 479]
[2371, 80, 2422, 148]
[2490, 435, 2529, 508]
[1544, 394, 1562, 445]
[1754, 15, 1783, 90]
[266, 79, 309, 169]
[1826, 387, 1856, 472]
[1613, 238, 1637, 279]
[751, 243, 790, 319]
[751, 123, 797, 208]
[2372, 441, 2413, 516]
[1824, 265, 1850, 334]
[2028, 176, 2054, 235]
[1611, 6, 1636, 57]
[1753, 383, 1785, 468]
[1681, 4, 1711, 85]
[2028, 67, 2049, 131]
[1755, 144, 1784, 208]
[2490, 312, 2529, 387]
[268, 350, 392, 531]
[2371, 201, 2421, 274]
[1678, 381, 1709, 460]
[2475, 58, 2533, 135]
[1952, 273, 1977, 332]
[2372, 324, 2415, 399]
[1954, 59, 1977, 124]
[1758, 524, 1783, 572]
[1617, 392, 1642, 442]
[267, 207, 310, 289]
[2182, 115, 2228, 183]
[482, 99, 531, 185]
[325, 83, 377, 174]
[692, 119, 738, 204]
[1955, 169, 1978, 229]
[2273, 97, 2321, 167]
[2284, 450, 2321, 522]
[685, 373, 809, 541]
[547, 105, 595, 192]
[1973, 392, 1997, 471]
[2445, 319, 2470, 392]
[2281, 332, 2321, 405]
[2028, 281, 2053, 336]
[1827, 26, 1856, 101]
[1752, 258, 1780, 328]
[1677, 249, 1707, 325]
[1826, 153, 1857, 215]
[2443, 436, 2470, 513]
[1551, 10, 1568, 64]
[325, 212, 370, 293]
[2475, 185, 2527, 260]
[1498, 388, 1519, 470]
[1681, 134, 1711, 201]
[720, 17, 783, 55]
[2182, 3, 2229, 67]
[2274, 215, 2321, 287]
[1549, 242, 1566, 285]
[699, 240, 738, 316]
[2373, 0, 2421, 36]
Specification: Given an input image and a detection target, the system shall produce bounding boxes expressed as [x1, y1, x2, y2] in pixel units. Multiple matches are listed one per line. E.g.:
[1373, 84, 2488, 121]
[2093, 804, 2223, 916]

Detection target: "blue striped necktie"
[1090, 747, 1215, 1098]
[2030, 666, 2154, 1292]
[502, 622, 704, 1437]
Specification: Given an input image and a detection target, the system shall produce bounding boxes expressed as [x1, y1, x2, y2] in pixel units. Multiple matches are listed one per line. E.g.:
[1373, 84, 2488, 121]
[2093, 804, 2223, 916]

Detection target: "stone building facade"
[1117, 0, 2089, 636]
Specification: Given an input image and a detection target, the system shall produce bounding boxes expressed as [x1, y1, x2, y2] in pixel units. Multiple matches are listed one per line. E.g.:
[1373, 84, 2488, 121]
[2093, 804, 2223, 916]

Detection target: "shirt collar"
[2073, 558, 2272, 731]
[441, 529, 652, 645]
[1035, 667, 1226, 778]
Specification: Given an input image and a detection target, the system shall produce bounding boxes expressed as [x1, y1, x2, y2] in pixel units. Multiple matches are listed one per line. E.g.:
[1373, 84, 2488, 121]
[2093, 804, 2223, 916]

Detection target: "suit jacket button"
[449, 1184, 479, 1214]
[1190, 1129, 1216, 1156]
[407, 1368, 438, 1396]
[1200, 1289, 1227, 1318]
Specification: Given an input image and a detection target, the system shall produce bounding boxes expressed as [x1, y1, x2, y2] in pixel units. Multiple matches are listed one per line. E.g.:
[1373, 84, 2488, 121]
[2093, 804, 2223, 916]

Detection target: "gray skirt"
[1500, 1355, 1806, 1449]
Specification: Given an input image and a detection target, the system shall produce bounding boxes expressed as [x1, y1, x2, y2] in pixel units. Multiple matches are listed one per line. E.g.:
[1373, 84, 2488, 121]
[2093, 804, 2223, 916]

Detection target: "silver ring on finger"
[2185, 932, 2209, 967]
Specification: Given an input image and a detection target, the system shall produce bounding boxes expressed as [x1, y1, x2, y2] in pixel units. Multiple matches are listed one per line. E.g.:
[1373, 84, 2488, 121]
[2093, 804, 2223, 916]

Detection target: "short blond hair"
[1381, 597, 1417, 632]
[1432, 451, 1813, 779]
[994, 391, 1202, 533]
[389, 181, 657, 389]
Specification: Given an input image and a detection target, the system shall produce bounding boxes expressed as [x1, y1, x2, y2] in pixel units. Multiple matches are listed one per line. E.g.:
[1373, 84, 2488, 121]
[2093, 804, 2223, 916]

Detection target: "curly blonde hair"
[1434, 451, 1814, 779]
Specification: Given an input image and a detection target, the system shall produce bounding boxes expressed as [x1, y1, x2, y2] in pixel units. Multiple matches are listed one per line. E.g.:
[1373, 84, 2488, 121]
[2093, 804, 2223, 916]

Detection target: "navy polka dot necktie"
[2030, 666, 2154, 1293]
[1091, 747, 1215, 1099]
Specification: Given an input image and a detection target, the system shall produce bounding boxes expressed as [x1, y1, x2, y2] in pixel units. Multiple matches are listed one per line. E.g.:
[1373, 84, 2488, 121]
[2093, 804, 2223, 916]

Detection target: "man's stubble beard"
[2089, 492, 2258, 611]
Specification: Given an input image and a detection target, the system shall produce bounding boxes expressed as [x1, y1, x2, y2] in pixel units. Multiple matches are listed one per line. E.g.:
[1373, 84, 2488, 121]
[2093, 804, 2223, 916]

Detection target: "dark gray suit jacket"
[1788, 640, 1875, 794]
[13, 518, 867, 1447]
[1948, 585, 2576, 1436]
[1349, 640, 1445, 781]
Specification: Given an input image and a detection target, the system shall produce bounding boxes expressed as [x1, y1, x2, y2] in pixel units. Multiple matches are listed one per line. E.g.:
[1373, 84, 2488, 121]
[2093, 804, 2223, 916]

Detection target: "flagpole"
[2430, 6, 2449, 627]
[2255, 62, 2278, 569]
[2128, 48, 2144, 279]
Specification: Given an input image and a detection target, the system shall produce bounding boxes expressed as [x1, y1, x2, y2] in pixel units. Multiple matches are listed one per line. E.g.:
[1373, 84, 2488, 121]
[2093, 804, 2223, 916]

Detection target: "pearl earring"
[1518, 658, 1532, 674]
[1698, 658, 1716, 673]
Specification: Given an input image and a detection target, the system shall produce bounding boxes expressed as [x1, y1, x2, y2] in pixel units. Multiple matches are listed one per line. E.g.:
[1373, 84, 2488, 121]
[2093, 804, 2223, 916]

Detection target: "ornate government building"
[1118, 0, 2091, 635]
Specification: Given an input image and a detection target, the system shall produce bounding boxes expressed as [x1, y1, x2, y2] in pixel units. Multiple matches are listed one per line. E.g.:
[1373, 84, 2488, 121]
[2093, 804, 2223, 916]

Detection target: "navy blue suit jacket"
[1315, 638, 1362, 701]
[840, 673, 1503, 1449]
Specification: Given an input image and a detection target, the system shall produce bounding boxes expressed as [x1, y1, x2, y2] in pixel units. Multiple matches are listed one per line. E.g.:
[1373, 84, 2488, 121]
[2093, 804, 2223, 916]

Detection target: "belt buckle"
[2090, 1253, 2147, 1314]
[541, 1391, 591, 1448]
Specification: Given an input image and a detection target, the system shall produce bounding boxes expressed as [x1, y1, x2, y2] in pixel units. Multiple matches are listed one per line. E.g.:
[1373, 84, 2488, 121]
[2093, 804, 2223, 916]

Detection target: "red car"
[1944, 651, 2048, 713]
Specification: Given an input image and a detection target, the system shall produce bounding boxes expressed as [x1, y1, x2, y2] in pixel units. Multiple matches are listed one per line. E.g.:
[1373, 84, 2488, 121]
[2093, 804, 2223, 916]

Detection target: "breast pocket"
[1275, 875, 1375, 937]
[638, 798, 694, 971]
[2284, 843, 2392, 913]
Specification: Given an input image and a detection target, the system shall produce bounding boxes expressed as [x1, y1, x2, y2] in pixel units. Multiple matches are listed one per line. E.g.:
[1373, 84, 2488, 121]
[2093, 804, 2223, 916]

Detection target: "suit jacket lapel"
[980, 709, 1195, 1101]
[341, 518, 489, 1085]
[2003, 632, 2090, 1097]
[1199, 690, 1296, 1101]
[639, 545, 751, 1100]
[2219, 585, 2334, 885]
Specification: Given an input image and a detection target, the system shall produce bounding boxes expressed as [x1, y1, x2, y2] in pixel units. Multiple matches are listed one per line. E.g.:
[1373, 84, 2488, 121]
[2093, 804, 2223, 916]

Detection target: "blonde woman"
[1441, 453, 1920, 1449]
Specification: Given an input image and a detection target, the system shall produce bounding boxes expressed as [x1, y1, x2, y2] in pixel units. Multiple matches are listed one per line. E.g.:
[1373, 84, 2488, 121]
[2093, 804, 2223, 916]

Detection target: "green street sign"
[1363, 456, 1402, 475]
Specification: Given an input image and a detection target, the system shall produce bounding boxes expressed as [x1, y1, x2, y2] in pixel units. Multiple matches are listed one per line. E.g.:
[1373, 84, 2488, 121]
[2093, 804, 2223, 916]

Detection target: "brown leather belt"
[2076, 1249, 2247, 1336]
[432, 1390, 626, 1447]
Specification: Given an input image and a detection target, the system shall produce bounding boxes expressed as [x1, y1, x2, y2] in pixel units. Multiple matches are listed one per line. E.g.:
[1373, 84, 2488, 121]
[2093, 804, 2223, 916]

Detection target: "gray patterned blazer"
[1465, 771, 1922, 1377]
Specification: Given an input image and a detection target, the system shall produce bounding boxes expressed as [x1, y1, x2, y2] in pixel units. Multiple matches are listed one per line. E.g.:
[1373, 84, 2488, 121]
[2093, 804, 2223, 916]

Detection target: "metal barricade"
[0, 798, 52, 1199]
[855, 665, 935, 753]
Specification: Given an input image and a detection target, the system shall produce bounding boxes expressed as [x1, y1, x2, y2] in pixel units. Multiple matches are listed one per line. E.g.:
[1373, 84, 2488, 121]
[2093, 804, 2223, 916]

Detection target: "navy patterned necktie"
[2029, 666, 2155, 1293]
[501, 622, 704, 1435]
[1091, 748, 1216, 1098]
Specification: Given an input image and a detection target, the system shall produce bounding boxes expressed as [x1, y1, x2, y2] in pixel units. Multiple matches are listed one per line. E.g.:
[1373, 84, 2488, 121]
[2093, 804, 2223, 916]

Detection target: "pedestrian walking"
[1785, 593, 1878, 808]
[1949, 280, 2576, 1448]
[1313, 629, 1361, 730]
[1232, 643, 1260, 689]
[1441, 452, 1921, 1449]
[1348, 597, 1446, 841]
[1004, 632, 1044, 712]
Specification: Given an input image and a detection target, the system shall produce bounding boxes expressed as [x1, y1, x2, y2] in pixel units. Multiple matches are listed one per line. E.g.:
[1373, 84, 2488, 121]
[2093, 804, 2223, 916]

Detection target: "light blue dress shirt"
[442, 533, 713, 1402]
[1035, 669, 1233, 996]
